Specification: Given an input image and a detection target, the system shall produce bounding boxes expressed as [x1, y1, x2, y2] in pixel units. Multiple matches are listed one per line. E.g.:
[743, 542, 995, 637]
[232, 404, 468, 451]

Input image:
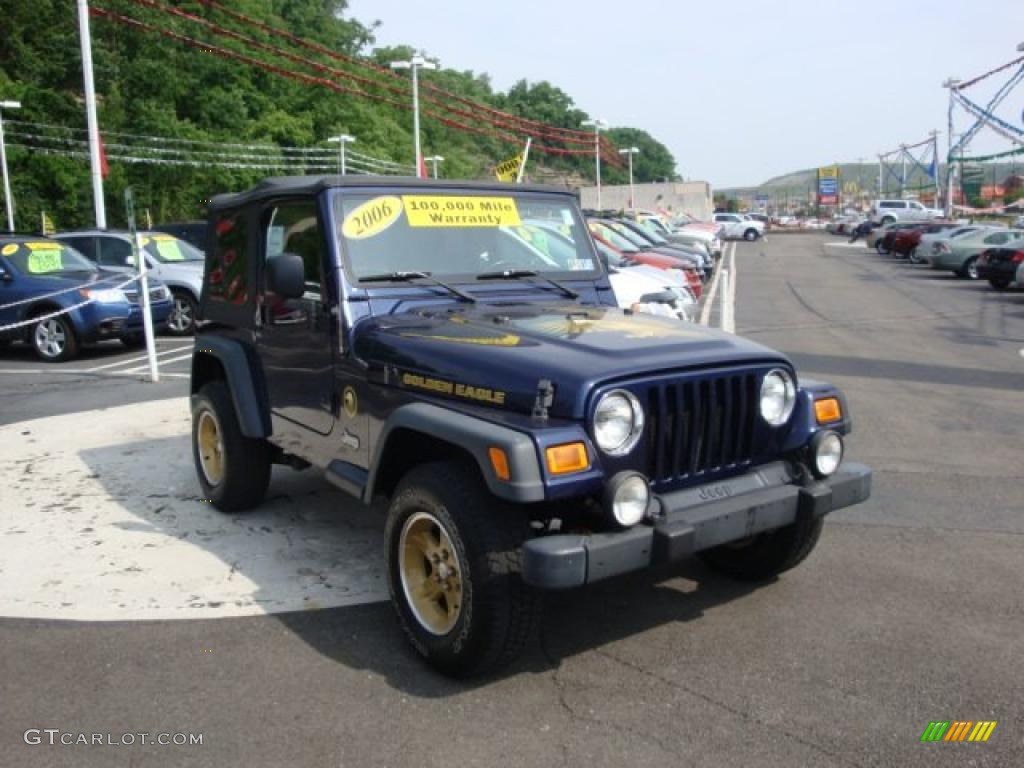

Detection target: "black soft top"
[208, 175, 576, 212]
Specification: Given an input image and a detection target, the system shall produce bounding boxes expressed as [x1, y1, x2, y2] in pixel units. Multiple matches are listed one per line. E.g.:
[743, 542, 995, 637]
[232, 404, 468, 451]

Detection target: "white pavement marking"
[700, 242, 734, 326]
[723, 244, 738, 334]
[86, 342, 193, 371]
[122, 351, 193, 373]
[1, 398, 387, 620]
[0, 369, 191, 379]
[824, 241, 871, 249]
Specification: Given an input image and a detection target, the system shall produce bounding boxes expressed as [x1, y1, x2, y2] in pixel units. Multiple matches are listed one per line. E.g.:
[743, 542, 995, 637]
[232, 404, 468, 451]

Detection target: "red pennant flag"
[98, 133, 109, 178]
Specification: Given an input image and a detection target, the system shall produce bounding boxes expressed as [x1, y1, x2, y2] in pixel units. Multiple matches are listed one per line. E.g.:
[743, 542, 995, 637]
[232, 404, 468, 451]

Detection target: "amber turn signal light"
[814, 397, 842, 424]
[488, 447, 511, 481]
[545, 442, 589, 475]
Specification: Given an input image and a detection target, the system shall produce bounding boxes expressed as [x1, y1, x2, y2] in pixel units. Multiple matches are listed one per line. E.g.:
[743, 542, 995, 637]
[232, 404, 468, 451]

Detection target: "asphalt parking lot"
[1, 234, 1022, 767]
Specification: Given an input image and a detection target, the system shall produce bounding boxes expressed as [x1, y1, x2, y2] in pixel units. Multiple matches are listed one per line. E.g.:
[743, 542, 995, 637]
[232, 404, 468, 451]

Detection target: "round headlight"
[593, 389, 644, 456]
[760, 369, 796, 426]
[606, 472, 650, 527]
[811, 431, 843, 477]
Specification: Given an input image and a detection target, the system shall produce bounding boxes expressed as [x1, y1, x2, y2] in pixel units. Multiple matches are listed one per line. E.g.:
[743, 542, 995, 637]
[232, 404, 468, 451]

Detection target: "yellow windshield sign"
[403, 196, 521, 228]
[26, 248, 65, 273]
[342, 196, 404, 240]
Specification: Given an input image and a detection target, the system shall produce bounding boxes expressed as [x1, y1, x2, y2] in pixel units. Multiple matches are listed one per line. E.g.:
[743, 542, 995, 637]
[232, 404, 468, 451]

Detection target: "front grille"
[643, 372, 760, 485]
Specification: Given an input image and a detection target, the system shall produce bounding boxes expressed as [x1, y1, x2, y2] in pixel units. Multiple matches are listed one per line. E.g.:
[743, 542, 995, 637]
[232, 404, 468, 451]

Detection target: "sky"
[345, 0, 1023, 188]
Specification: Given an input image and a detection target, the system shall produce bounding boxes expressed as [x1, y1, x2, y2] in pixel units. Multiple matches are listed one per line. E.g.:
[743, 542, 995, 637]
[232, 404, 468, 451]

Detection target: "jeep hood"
[354, 303, 789, 419]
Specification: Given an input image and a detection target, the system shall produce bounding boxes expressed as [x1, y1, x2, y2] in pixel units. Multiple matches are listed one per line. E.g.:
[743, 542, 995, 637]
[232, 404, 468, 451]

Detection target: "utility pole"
[327, 133, 355, 175]
[618, 146, 639, 210]
[943, 77, 961, 216]
[390, 55, 437, 178]
[928, 129, 940, 205]
[581, 118, 608, 208]
[77, 0, 106, 228]
[0, 100, 21, 233]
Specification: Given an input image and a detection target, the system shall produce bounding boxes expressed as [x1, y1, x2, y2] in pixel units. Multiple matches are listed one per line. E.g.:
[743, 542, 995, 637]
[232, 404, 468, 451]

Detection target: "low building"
[579, 181, 714, 220]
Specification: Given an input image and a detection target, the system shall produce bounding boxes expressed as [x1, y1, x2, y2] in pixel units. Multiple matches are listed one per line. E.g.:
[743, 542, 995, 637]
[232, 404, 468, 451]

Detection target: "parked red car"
[588, 225, 703, 299]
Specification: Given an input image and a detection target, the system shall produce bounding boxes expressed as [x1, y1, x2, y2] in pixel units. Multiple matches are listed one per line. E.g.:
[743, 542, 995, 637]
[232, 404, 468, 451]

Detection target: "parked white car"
[713, 213, 765, 241]
[869, 199, 943, 226]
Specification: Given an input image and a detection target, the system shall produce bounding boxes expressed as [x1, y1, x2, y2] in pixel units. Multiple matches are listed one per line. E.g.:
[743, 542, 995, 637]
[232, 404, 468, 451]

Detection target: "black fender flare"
[191, 334, 270, 438]
[365, 402, 545, 504]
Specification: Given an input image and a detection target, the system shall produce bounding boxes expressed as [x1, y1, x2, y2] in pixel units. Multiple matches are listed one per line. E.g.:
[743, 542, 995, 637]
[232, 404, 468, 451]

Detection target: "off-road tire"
[385, 460, 540, 677]
[698, 515, 825, 582]
[191, 381, 271, 512]
[30, 313, 79, 362]
[743, 228, 759, 241]
[988, 277, 1011, 290]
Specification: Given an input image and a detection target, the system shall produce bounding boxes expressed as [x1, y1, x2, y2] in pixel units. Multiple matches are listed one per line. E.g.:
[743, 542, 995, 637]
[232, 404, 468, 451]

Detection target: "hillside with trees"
[0, 0, 679, 229]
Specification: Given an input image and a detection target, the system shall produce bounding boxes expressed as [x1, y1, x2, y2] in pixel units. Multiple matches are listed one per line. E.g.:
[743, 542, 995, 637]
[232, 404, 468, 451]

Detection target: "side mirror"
[124, 255, 136, 267]
[267, 252, 306, 299]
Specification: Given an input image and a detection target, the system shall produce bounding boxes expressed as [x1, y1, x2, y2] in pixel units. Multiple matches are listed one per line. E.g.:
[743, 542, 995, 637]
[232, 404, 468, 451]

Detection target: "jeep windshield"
[334, 192, 599, 282]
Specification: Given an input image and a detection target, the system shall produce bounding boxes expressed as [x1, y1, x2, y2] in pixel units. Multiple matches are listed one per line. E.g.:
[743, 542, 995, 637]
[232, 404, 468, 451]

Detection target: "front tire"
[191, 381, 271, 511]
[876, 240, 890, 255]
[385, 461, 540, 677]
[988, 277, 1010, 290]
[31, 314, 79, 362]
[743, 228, 759, 241]
[908, 246, 924, 265]
[167, 290, 198, 336]
[699, 516, 824, 582]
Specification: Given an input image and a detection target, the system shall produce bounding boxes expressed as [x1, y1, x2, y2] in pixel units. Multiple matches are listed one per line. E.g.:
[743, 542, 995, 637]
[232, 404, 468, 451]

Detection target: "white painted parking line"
[723, 244, 737, 334]
[122, 351, 193, 373]
[0, 398, 387, 620]
[0, 368, 191, 379]
[700, 242, 734, 326]
[85, 342, 193, 371]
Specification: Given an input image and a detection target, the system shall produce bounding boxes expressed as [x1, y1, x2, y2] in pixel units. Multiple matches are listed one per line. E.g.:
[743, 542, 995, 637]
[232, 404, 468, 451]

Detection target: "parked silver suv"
[54, 230, 204, 334]
[869, 199, 942, 226]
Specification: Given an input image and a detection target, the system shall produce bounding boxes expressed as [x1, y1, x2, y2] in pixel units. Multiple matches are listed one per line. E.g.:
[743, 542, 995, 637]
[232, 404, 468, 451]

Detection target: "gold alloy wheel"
[196, 410, 225, 486]
[398, 511, 463, 635]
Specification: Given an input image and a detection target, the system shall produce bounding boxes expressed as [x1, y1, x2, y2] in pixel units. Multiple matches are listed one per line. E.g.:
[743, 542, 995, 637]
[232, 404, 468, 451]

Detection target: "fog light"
[810, 431, 843, 478]
[604, 472, 650, 528]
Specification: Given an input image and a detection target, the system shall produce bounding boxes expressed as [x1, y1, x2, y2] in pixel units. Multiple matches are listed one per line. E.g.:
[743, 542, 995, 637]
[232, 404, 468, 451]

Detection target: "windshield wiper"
[476, 269, 579, 299]
[359, 271, 476, 303]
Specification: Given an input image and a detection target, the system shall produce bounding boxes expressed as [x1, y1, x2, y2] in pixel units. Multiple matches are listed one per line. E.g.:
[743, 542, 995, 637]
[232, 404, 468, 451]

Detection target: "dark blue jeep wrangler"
[190, 176, 871, 676]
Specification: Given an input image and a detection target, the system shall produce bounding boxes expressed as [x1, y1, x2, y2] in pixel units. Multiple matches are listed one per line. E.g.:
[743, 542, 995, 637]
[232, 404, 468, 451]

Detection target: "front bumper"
[522, 461, 872, 589]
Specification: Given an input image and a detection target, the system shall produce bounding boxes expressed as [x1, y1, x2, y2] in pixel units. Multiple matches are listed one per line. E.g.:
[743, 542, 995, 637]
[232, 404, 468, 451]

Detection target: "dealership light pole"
[424, 155, 444, 179]
[327, 133, 355, 175]
[0, 100, 21, 233]
[77, 0, 106, 228]
[581, 118, 608, 208]
[390, 55, 437, 178]
[618, 146, 639, 210]
[942, 77, 961, 216]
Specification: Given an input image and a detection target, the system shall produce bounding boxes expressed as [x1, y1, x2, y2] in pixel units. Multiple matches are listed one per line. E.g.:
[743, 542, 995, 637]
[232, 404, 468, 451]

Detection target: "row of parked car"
[0, 225, 206, 361]
[866, 218, 1024, 289]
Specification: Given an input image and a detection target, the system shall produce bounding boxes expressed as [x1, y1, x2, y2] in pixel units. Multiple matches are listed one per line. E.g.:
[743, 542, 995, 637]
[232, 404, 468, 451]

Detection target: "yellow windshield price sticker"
[1, 243, 18, 256]
[342, 196, 404, 240]
[26, 248, 64, 274]
[403, 196, 521, 228]
[155, 240, 184, 261]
